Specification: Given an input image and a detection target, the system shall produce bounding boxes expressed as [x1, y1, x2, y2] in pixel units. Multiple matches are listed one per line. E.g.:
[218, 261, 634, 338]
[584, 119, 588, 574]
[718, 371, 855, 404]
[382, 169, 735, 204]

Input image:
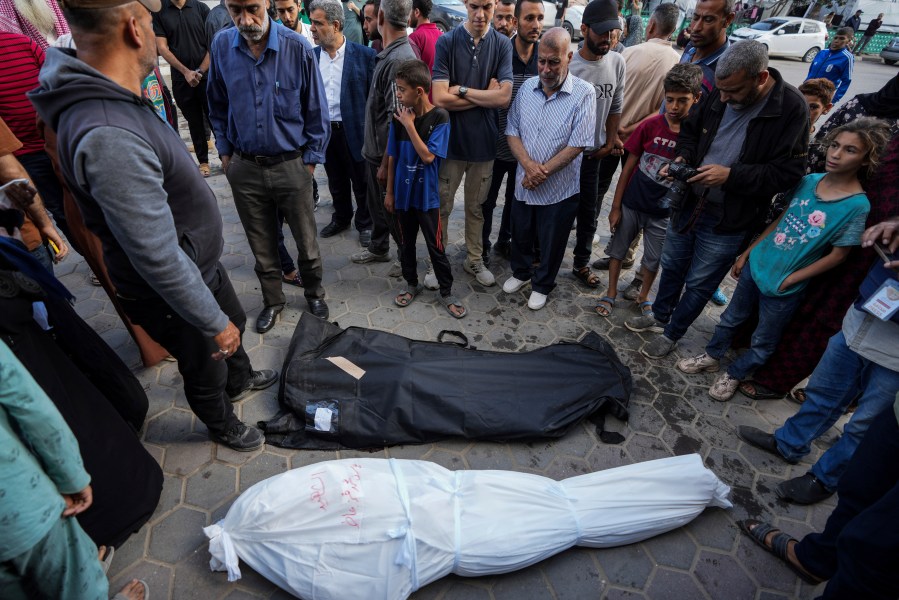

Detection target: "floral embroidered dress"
[749, 173, 869, 297]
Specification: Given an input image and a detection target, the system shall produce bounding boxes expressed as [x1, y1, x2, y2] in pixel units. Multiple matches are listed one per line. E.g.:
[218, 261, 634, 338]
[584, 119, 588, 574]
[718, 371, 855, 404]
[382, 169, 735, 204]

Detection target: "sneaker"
[592, 233, 600, 246]
[677, 352, 720, 374]
[592, 256, 635, 271]
[464, 259, 496, 286]
[711, 288, 729, 306]
[388, 260, 403, 278]
[351, 249, 391, 264]
[502, 276, 529, 293]
[641, 334, 677, 359]
[210, 422, 265, 452]
[621, 279, 642, 302]
[625, 314, 665, 333]
[423, 264, 439, 290]
[229, 369, 279, 402]
[528, 291, 547, 310]
[709, 372, 740, 402]
[358, 229, 372, 247]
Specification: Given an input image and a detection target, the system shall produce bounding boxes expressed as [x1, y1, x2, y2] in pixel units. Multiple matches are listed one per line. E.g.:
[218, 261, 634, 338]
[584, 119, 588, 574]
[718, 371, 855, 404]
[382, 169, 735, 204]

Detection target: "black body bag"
[260, 314, 631, 450]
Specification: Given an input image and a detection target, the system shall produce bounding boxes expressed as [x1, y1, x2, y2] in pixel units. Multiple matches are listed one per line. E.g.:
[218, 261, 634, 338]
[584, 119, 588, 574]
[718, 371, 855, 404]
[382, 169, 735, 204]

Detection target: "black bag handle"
[437, 330, 469, 348]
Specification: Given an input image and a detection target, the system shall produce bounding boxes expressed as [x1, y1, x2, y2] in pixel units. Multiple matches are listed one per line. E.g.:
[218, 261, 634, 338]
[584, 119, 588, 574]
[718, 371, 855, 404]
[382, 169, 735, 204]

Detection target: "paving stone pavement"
[55, 151, 849, 600]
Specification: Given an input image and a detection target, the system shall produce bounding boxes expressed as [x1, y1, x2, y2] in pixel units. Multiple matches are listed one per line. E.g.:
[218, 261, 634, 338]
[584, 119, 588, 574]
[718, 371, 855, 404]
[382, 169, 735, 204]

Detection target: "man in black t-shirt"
[153, 0, 213, 176]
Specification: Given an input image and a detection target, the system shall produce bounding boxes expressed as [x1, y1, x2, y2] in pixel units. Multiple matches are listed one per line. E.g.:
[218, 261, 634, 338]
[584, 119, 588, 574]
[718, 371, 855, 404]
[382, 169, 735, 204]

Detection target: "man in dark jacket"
[30, 0, 276, 452]
[625, 40, 809, 358]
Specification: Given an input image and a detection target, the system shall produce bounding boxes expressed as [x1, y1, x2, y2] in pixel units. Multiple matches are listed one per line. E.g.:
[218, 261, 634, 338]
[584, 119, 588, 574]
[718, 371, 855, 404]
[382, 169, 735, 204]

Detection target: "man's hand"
[608, 206, 622, 233]
[4, 180, 37, 210]
[395, 106, 416, 131]
[212, 321, 241, 361]
[184, 69, 202, 87]
[606, 135, 624, 157]
[41, 227, 69, 262]
[688, 164, 731, 187]
[658, 156, 684, 180]
[306, 163, 316, 175]
[221, 155, 231, 174]
[731, 252, 748, 279]
[376, 162, 388, 188]
[448, 85, 462, 96]
[488, 78, 500, 90]
[862, 217, 899, 269]
[62, 485, 93, 517]
[384, 194, 395, 214]
[523, 160, 547, 187]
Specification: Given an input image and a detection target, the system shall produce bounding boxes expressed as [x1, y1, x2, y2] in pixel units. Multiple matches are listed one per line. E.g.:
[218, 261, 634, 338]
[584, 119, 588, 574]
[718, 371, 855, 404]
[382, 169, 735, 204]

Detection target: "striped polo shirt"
[0, 32, 45, 156]
[505, 73, 596, 206]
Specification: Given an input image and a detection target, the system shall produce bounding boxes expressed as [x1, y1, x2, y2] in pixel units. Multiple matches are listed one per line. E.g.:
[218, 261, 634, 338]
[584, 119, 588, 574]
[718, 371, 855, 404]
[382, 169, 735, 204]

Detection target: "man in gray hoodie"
[30, 0, 275, 452]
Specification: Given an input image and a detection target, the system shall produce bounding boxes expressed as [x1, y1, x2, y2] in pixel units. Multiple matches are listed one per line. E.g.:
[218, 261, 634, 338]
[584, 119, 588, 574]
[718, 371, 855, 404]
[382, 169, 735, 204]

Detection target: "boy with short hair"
[595, 63, 703, 319]
[797, 78, 835, 135]
[385, 60, 465, 318]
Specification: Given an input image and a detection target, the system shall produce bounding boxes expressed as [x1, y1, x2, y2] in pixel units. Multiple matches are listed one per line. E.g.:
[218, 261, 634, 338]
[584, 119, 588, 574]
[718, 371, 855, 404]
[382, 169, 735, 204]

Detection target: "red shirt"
[409, 22, 441, 71]
[0, 32, 45, 156]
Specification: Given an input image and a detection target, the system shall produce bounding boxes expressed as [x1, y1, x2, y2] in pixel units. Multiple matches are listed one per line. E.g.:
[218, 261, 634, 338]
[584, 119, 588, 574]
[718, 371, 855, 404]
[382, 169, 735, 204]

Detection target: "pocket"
[274, 87, 302, 121]
[179, 231, 198, 263]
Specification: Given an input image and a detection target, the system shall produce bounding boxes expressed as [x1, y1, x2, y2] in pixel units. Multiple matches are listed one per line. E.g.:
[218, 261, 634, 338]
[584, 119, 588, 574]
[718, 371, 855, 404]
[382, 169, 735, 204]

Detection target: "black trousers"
[365, 159, 400, 256]
[171, 76, 210, 164]
[795, 407, 899, 599]
[511, 194, 580, 295]
[397, 207, 453, 296]
[573, 153, 621, 268]
[119, 263, 249, 434]
[481, 158, 516, 251]
[324, 123, 371, 231]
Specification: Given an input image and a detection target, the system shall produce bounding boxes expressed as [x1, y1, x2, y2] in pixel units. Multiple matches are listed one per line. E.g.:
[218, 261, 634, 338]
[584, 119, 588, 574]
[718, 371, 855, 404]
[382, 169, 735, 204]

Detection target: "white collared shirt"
[318, 38, 345, 122]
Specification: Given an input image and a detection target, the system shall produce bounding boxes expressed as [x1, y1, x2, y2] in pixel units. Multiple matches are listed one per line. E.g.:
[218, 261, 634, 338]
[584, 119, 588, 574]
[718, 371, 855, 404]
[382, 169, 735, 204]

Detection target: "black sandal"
[737, 519, 825, 584]
[572, 266, 600, 288]
[739, 381, 784, 401]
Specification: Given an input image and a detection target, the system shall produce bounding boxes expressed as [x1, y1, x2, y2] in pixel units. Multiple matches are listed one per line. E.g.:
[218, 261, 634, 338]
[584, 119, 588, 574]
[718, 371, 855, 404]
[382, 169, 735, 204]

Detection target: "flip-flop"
[594, 296, 615, 318]
[441, 295, 467, 319]
[100, 545, 114, 575]
[394, 284, 424, 307]
[111, 579, 150, 600]
[739, 381, 784, 400]
[737, 519, 824, 584]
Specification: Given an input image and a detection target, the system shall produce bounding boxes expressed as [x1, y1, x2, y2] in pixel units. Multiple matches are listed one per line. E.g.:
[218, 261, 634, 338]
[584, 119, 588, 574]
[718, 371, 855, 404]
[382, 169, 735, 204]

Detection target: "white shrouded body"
[205, 454, 731, 600]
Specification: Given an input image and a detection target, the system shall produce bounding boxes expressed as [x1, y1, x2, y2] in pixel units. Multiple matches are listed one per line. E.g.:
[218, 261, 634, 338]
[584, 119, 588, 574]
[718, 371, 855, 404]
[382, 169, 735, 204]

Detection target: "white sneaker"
[423, 263, 439, 290]
[464, 259, 496, 286]
[592, 233, 600, 246]
[528, 291, 548, 310]
[503, 276, 529, 293]
[709, 373, 740, 402]
[677, 352, 720, 374]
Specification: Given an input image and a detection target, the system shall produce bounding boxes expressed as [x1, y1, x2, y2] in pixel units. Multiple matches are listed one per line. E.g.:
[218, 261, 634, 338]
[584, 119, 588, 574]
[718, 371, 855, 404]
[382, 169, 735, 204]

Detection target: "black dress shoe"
[320, 221, 349, 238]
[776, 473, 835, 505]
[229, 369, 279, 402]
[256, 305, 283, 333]
[738, 426, 798, 463]
[307, 298, 329, 319]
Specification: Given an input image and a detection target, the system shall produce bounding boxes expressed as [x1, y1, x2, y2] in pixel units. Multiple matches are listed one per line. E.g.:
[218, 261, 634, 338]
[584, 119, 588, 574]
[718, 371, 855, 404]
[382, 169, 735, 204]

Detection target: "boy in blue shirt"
[805, 27, 854, 103]
[385, 60, 464, 318]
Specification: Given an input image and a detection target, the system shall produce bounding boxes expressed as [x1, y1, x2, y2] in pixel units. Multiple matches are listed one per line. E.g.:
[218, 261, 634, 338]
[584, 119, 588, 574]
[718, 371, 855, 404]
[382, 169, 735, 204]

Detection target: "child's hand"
[778, 274, 796, 293]
[384, 194, 395, 214]
[731, 253, 747, 279]
[608, 207, 621, 233]
[394, 106, 416, 130]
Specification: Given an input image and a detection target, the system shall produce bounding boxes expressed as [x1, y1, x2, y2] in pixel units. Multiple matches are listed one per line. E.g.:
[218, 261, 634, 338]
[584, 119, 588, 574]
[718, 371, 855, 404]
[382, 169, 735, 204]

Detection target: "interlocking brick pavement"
[55, 148, 848, 599]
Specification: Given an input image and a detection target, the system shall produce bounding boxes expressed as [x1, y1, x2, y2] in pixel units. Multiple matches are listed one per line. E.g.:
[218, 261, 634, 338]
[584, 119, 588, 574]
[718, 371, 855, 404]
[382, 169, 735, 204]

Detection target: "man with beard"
[567, 0, 625, 290]
[492, 0, 513, 36]
[207, 0, 331, 331]
[624, 40, 809, 359]
[309, 0, 375, 243]
[30, 0, 277, 451]
[0, 0, 68, 48]
[408, 0, 439, 70]
[152, 0, 213, 177]
[275, 0, 314, 39]
[482, 0, 542, 261]
[362, 0, 381, 50]
[502, 27, 595, 310]
[679, 0, 734, 96]
[431, 0, 513, 288]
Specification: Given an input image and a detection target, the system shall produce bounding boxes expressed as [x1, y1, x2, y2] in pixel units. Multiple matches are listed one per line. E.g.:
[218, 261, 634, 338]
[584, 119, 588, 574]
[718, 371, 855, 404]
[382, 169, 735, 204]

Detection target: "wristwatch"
[458, 86, 469, 98]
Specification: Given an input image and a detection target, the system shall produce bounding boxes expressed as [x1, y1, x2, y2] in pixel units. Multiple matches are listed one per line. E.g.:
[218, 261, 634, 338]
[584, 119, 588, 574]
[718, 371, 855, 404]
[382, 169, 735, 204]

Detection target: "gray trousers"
[227, 154, 324, 306]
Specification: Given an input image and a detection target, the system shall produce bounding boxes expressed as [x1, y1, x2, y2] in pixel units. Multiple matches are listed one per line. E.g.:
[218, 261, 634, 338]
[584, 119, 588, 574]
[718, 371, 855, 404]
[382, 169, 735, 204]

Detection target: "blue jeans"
[705, 262, 803, 379]
[774, 330, 899, 491]
[652, 212, 745, 341]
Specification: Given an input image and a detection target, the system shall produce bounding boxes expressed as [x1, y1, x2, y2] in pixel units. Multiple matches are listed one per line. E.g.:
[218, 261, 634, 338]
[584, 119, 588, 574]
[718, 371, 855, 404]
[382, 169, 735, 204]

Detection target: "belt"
[234, 149, 303, 167]
[331, 121, 343, 129]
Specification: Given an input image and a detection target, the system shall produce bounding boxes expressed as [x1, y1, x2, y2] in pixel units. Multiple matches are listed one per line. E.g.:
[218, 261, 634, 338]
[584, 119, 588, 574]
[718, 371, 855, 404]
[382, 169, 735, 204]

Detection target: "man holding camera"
[625, 40, 809, 359]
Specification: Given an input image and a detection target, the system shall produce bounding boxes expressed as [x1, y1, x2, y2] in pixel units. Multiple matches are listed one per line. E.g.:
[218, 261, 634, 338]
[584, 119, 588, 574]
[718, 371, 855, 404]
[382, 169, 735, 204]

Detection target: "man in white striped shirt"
[502, 27, 596, 310]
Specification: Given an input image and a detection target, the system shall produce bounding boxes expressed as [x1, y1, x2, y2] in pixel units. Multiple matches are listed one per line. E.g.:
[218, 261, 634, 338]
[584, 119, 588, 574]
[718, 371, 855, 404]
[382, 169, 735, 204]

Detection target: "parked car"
[431, 0, 467, 33]
[729, 16, 827, 62]
[542, 1, 585, 40]
[881, 34, 899, 65]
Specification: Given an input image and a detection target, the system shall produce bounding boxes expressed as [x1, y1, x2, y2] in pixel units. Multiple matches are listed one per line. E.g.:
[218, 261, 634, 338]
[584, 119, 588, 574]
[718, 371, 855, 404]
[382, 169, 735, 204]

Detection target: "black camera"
[659, 162, 699, 211]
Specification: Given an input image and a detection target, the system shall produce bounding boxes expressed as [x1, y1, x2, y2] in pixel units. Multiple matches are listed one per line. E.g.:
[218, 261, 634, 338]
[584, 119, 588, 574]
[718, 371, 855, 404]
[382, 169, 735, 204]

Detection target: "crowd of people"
[1, 0, 898, 596]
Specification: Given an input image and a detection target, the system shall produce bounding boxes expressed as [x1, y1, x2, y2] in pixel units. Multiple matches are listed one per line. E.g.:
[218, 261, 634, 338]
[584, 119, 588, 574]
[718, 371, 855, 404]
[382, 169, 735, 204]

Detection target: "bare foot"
[116, 579, 147, 600]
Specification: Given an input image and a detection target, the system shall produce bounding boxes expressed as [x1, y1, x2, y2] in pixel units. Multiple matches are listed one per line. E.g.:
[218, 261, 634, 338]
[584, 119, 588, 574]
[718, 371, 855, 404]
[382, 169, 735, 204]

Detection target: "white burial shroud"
[205, 454, 731, 599]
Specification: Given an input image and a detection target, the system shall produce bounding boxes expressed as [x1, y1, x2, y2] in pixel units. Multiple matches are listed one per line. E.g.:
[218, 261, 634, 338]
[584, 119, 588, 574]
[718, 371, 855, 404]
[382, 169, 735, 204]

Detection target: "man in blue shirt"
[208, 0, 331, 332]
[806, 27, 854, 103]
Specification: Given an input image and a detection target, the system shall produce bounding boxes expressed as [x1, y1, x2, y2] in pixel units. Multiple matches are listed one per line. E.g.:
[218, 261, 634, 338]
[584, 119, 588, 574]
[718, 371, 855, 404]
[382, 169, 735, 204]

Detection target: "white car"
[542, 2, 585, 40]
[729, 17, 827, 62]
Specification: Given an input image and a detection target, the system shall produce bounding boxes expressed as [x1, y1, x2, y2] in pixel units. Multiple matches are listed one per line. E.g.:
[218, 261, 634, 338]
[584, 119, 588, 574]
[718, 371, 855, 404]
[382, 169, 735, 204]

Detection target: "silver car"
[881, 34, 899, 66]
